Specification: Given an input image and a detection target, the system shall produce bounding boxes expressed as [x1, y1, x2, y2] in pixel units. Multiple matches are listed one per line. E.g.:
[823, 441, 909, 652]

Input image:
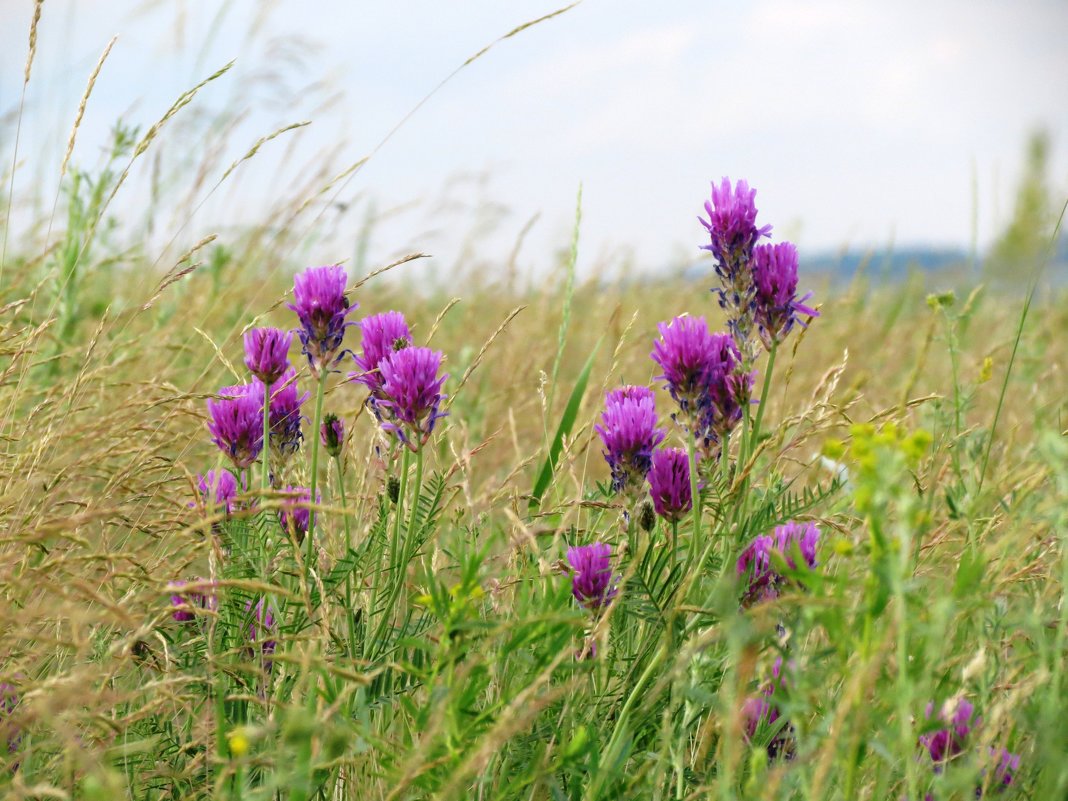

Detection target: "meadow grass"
[1, 9, 1067, 801]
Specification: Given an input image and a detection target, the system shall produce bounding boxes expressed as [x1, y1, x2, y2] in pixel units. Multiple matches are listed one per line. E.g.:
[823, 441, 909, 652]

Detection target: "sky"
[1, 0, 1066, 278]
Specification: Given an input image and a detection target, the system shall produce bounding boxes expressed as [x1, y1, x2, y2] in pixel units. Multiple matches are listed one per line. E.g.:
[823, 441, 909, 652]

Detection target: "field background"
[2, 3, 1067, 800]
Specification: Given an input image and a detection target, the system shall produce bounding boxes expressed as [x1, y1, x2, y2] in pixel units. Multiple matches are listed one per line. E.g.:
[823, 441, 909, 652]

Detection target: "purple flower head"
[647, 447, 692, 522]
[699, 177, 772, 273]
[195, 469, 238, 514]
[245, 597, 277, 660]
[287, 265, 357, 377]
[243, 327, 292, 385]
[349, 311, 413, 395]
[1, 680, 20, 755]
[258, 369, 309, 463]
[989, 747, 1021, 791]
[920, 699, 977, 765]
[321, 413, 344, 458]
[206, 383, 263, 469]
[651, 318, 750, 447]
[566, 542, 618, 611]
[278, 486, 319, 542]
[741, 658, 793, 760]
[594, 385, 665, 495]
[751, 242, 819, 350]
[169, 578, 218, 622]
[737, 522, 820, 606]
[376, 346, 449, 451]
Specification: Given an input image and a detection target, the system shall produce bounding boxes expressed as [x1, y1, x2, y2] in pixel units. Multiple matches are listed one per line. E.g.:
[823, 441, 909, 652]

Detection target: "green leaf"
[529, 338, 602, 511]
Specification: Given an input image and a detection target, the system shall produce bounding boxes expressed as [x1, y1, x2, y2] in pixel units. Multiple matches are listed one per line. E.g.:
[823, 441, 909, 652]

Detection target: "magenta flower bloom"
[195, 469, 238, 514]
[651, 317, 750, 447]
[1, 680, 20, 755]
[350, 311, 413, 394]
[321, 413, 344, 458]
[243, 327, 292, 384]
[751, 242, 818, 350]
[169, 578, 218, 622]
[288, 265, 358, 377]
[278, 486, 318, 541]
[647, 447, 692, 522]
[699, 177, 772, 273]
[566, 542, 618, 611]
[376, 346, 448, 451]
[594, 386, 665, 495]
[920, 699, 977, 765]
[245, 597, 277, 660]
[989, 747, 1021, 790]
[737, 521, 820, 606]
[259, 368, 309, 462]
[206, 383, 263, 469]
[742, 657, 793, 760]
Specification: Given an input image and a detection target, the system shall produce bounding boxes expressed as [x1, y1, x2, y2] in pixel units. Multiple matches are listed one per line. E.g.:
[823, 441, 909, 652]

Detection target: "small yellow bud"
[228, 729, 250, 758]
[979, 356, 993, 383]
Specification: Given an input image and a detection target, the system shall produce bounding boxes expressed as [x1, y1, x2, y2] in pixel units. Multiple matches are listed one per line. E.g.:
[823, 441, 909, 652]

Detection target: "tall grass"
[1, 7, 1066, 801]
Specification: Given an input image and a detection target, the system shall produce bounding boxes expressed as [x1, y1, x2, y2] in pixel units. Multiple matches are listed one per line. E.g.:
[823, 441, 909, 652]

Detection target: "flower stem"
[686, 433, 701, 569]
[305, 375, 327, 585]
[750, 340, 778, 453]
[261, 382, 271, 493]
[335, 454, 356, 659]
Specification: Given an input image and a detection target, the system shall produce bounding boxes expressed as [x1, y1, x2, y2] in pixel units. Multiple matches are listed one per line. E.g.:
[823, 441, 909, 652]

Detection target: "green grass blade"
[529, 337, 601, 511]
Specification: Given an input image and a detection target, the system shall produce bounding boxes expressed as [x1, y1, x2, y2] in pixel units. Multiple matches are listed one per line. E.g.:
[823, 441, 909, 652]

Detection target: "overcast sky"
[2, 0, 1066, 276]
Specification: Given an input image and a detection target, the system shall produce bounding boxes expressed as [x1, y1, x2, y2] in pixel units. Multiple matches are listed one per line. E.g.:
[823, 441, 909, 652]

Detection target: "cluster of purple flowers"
[736, 521, 821, 607]
[1, 681, 19, 757]
[349, 311, 448, 453]
[594, 386, 665, 495]
[741, 657, 794, 760]
[699, 177, 817, 361]
[169, 579, 218, 622]
[278, 486, 319, 542]
[288, 265, 358, 378]
[918, 699, 1020, 798]
[651, 315, 752, 452]
[566, 542, 618, 611]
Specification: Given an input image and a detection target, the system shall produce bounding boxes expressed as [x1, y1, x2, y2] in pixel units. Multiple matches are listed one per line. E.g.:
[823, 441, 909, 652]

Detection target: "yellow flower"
[228, 729, 250, 758]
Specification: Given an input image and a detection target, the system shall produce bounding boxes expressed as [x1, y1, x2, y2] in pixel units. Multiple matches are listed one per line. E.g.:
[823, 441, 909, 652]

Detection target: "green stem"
[686, 434, 701, 569]
[750, 340, 777, 453]
[261, 382, 271, 492]
[305, 375, 327, 585]
[335, 455, 356, 659]
[370, 448, 411, 659]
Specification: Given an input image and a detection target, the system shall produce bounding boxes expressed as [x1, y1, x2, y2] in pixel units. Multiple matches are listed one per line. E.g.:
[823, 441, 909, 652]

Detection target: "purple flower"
[245, 598, 277, 661]
[259, 368, 309, 463]
[920, 699, 977, 765]
[566, 542, 618, 611]
[243, 327, 292, 384]
[321, 413, 344, 458]
[647, 447, 692, 522]
[651, 317, 750, 448]
[699, 177, 772, 273]
[594, 386, 665, 495]
[698, 178, 773, 357]
[195, 469, 238, 514]
[989, 747, 1021, 791]
[737, 521, 820, 606]
[169, 578, 218, 622]
[206, 383, 263, 469]
[741, 657, 793, 760]
[376, 346, 448, 451]
[287, 265, 358, 377]
[1, 681, 19, 755]
[751, 242, 818, 350]
[350, 311, 413, 395]
[278, 486, 318, 542]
